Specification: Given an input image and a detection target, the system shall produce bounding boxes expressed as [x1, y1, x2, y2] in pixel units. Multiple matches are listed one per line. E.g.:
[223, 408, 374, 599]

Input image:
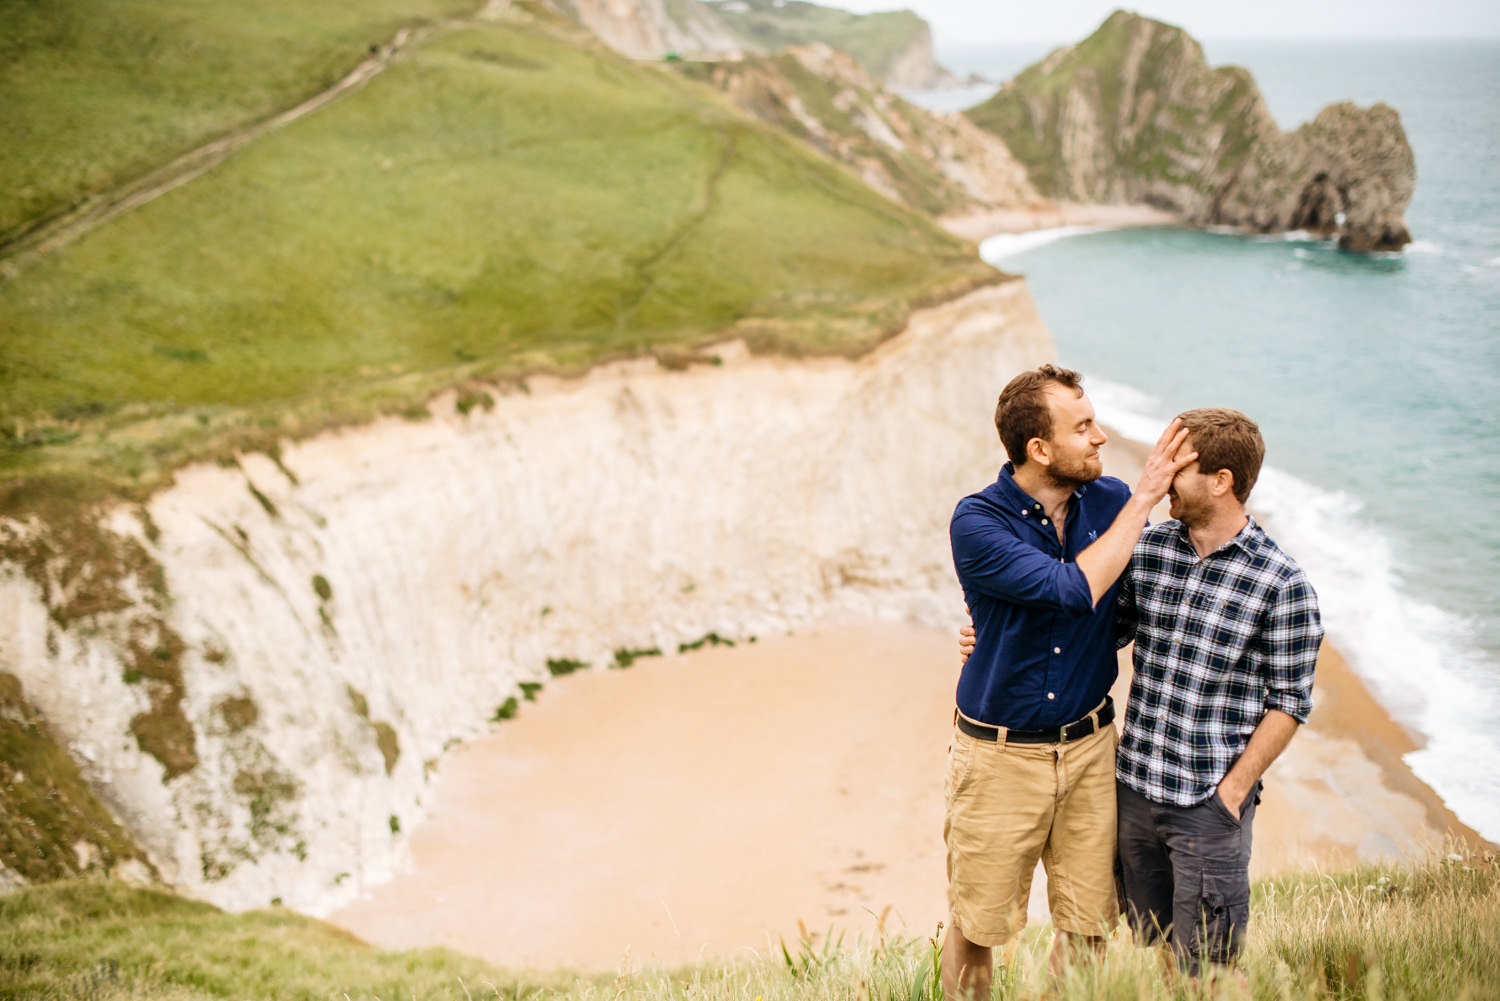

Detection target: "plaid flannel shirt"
[1115, 516, 1323, 807]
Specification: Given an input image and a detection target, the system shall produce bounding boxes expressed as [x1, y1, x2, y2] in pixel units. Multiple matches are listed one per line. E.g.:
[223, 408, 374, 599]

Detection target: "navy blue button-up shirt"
[950, 463, 1131, 729]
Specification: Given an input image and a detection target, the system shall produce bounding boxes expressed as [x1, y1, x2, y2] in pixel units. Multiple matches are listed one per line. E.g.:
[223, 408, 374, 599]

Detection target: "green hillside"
[0, 2, 995, 498]
[0, 0, 481, 243]
[705, 0, 929, 81]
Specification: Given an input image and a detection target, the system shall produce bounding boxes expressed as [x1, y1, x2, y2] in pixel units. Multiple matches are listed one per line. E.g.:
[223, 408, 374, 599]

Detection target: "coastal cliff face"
[967, 11, 1415, 250]
[539, 0, 742, 58]
[877, 21, 960, 90]
[680, 44, 1036, 218]
[0, 279, 1052, 913]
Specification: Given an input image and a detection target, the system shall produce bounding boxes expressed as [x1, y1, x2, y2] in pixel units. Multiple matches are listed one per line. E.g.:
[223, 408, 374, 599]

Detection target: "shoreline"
[940, 202, 1184, 244]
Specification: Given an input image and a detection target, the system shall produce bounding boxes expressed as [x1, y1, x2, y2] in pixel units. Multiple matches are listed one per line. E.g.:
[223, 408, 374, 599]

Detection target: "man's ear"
[1212, 468, 1235, 498]
[1025, 436, 1050, 468]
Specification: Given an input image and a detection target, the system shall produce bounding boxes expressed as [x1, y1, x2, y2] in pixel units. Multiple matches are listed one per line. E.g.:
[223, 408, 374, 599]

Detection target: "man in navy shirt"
[943, 365, 1192, 999]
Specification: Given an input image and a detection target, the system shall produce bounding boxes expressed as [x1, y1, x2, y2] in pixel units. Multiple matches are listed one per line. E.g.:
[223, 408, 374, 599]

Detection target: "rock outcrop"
[966, 10, 1415, 250]
[705, 0, 960, 90]
[538, 0, 742, 59]
[872, 19, 960, 91]
[0, 279, 1053, 913]
[680, 44, 1036, 218]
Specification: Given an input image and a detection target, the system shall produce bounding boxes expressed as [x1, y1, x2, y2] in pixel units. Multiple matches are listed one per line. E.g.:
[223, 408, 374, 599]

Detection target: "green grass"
[705, 0, 930, 83]
[0, 10, 992, 496]
[0, 0, 483, 242]
[2, 851, 1497, 1000]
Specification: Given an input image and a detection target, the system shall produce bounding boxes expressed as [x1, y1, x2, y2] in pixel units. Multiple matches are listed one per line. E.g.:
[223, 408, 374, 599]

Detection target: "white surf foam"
[1089, 377, 1500, 842]
[979, 225, 1111, 264]
[1405, 239, 1444, 255]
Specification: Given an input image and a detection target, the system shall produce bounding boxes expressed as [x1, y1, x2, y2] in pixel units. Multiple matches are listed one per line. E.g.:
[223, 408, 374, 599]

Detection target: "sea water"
[912, 40, 1500, 841]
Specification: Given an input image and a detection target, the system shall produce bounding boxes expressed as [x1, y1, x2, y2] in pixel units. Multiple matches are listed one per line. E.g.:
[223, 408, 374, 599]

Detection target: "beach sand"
[940, 203, 1183, 244]
[325, 434, 1486, 972]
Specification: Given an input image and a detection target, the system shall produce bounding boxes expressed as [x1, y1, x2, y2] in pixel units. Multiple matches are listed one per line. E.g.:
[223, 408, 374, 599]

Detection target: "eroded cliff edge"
[0, 278, 1054, 913]
[967, 10, 1416, 251]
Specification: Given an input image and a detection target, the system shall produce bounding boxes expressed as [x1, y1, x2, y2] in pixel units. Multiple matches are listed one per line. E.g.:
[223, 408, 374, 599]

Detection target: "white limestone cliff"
[0, 278, 1052, 914]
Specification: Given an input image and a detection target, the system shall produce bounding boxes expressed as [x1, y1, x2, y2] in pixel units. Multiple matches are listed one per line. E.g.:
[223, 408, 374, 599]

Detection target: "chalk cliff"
[0, 279, 1053, 912]
[967, 10, 1415, 250]
[706, 0, 960, 90]
[538, 0, 742, 59]
[680, 44, 1035, 218]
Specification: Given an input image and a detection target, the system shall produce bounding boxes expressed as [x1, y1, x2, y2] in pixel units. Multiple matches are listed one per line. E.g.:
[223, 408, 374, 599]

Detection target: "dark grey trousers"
[1116, 778, 1260, 976]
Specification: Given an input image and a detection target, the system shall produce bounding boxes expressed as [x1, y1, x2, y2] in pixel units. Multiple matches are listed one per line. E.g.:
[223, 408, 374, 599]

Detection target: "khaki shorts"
[943, 719, 1119, 947]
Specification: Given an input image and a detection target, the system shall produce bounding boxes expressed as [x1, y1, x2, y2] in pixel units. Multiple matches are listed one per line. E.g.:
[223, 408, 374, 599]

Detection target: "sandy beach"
[940, 203, 1183, 243]
[326, 434, 1486, 971]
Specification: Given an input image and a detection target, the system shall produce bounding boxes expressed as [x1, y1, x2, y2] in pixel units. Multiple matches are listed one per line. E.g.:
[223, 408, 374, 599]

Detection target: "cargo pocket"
[1198, 862, 1250, 967]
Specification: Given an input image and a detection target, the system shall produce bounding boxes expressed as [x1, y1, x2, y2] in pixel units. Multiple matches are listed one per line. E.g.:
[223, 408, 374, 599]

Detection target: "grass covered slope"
[0, 673, 154, 885]
[0, 0, 482, 243]
[2, 852, 1497, 999]
[0, 5, 994, 492]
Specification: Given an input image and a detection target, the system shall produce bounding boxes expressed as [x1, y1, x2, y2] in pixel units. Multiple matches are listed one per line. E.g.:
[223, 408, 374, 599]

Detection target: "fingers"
[1166, 428, 1196, 467]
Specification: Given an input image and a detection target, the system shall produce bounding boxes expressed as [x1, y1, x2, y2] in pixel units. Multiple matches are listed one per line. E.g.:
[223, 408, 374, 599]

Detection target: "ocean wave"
[1089, 377, 1500, 842]
[1405, 239, 1444, 255]
[978, 225, 1110, 263]
[1251, 229, 1335, 244]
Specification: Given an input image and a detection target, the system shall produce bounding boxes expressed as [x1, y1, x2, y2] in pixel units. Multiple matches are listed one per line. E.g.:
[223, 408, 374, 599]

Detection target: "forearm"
[1075, 493, 1155, 606]
[1218, 709, 1301, 808]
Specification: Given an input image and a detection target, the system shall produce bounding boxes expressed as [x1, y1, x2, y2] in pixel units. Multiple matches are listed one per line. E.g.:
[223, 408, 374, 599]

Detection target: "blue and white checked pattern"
[1115, 516, 1323, 807]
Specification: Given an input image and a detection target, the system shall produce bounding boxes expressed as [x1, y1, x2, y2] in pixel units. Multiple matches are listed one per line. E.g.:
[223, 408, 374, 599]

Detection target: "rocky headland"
[537, 0, 742, 59]
[705, 0, 961, 90]
[678, 44, 1035, 218]
[966, 10, 1416, 250]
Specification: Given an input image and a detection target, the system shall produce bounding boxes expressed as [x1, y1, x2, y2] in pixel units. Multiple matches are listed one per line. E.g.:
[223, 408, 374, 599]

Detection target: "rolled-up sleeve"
[951, 503, 1094, 616]
[1260, 570, 1323, 722]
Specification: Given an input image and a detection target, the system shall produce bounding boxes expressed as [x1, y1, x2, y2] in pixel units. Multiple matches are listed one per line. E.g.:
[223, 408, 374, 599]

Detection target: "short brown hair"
[1178, 408, 1264, 503]
[995, 364, 1084, 465]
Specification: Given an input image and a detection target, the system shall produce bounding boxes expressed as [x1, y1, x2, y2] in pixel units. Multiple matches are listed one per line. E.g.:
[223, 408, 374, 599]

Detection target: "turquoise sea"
[913, 41, 1500, 841]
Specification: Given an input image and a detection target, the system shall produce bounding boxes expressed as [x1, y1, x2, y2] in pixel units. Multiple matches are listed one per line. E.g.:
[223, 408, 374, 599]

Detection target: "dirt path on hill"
[0, 1, 509, 279]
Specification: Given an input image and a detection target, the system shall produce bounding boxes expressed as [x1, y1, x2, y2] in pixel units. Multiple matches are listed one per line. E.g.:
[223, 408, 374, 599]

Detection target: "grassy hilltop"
[2, 851, 1497, 999]
[0, 0, 997, 886]
[0, 0, 994, 502]
[0, 0, 479, 243]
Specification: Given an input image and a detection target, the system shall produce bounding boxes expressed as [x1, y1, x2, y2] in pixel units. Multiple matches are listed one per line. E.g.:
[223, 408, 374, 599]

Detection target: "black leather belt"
[957, 697, 1114, 744]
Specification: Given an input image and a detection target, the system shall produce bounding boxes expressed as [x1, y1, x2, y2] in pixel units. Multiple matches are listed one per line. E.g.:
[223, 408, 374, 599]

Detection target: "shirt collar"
[1173, 514, 1265, 556]
[996, 462, 1090, 512]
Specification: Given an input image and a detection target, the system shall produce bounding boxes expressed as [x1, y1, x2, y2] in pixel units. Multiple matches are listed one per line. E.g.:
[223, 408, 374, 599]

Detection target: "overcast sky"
[834, 0, 1500, 44]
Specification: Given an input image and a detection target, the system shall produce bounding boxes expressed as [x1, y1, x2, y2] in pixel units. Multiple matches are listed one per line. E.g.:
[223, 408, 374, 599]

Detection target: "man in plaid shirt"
[1114, 407, 1323, 977]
